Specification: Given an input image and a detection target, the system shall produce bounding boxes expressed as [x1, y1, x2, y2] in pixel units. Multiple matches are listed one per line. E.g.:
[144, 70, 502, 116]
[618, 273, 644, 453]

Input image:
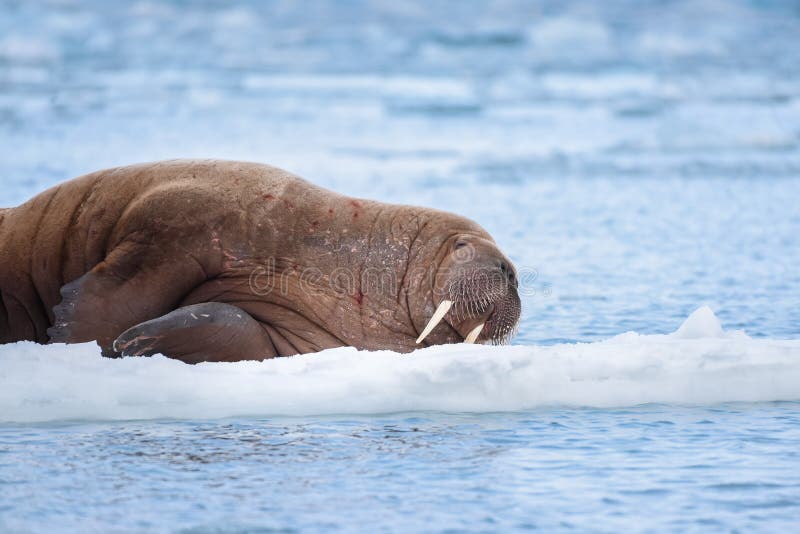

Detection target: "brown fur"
[0, 160, 519, 362]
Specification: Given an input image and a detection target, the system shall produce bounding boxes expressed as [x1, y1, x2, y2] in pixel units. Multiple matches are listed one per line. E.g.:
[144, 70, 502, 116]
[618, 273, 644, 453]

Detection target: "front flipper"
[47, 239, 206, 353]
[113, 302, 277, 364]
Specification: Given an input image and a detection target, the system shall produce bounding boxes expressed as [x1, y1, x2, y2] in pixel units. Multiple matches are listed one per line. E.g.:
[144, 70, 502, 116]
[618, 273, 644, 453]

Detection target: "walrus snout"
[416, 235, 521, 346]
[446, 266, 521, 345]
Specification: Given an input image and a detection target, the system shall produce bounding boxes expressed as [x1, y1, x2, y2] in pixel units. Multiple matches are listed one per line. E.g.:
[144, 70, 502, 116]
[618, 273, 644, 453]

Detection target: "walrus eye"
[454, 240, 468, 250]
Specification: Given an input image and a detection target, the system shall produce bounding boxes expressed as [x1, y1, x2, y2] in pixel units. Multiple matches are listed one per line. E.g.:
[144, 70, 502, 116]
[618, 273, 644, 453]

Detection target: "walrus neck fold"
[401, 215, 465, 344]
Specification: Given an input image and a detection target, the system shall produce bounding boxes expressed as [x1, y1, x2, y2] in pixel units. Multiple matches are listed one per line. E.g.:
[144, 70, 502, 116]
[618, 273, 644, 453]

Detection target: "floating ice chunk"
[1, 307, 799, 423]
[671, 305, 725, 339]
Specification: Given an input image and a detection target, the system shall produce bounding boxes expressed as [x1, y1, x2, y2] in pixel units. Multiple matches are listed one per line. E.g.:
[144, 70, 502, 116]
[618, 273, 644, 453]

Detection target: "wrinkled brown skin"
[0, 160, 519, 363]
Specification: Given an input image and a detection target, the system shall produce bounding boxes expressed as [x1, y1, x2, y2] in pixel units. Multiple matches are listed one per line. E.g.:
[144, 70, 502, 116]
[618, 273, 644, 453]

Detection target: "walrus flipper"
[113, 302, 278, 364]
[47, 240, 207, 352]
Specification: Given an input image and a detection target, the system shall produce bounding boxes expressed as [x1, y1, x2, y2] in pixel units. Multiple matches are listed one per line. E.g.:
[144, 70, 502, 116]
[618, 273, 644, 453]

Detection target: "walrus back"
[0, 160, 296, 345]
[0, 159, 372, 347]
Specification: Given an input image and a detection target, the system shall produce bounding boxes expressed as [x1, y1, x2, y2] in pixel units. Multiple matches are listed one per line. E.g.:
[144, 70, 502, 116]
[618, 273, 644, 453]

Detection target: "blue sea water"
[3, 407, 800, 533]
[1, 0, 800, 531]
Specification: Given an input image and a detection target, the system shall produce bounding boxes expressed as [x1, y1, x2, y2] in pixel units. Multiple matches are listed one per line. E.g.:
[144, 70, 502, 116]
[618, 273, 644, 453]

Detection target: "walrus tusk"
[464, 323, 484, 344]
[416, 300, 453, 344]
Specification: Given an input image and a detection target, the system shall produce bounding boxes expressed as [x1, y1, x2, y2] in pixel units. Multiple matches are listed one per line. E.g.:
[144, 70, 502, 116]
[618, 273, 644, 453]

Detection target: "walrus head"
[416, 233, 521, 346]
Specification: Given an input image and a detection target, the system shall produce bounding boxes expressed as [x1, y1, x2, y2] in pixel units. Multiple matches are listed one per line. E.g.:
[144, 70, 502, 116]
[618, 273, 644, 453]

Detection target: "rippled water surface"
[3, 407, 800, 532]
[2, 0, 800, 531]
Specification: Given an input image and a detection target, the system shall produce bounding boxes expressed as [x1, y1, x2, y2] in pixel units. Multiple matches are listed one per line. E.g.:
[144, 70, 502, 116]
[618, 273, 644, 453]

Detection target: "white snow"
[1, 307, 799, 423]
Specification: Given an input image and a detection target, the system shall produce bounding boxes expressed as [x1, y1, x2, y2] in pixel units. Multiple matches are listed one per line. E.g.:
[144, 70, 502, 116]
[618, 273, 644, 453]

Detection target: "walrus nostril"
[497, 261, 516, 286]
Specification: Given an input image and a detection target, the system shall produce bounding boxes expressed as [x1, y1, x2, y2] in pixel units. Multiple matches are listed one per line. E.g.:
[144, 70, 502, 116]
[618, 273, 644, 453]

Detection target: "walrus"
[0, 160, 520, 363]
